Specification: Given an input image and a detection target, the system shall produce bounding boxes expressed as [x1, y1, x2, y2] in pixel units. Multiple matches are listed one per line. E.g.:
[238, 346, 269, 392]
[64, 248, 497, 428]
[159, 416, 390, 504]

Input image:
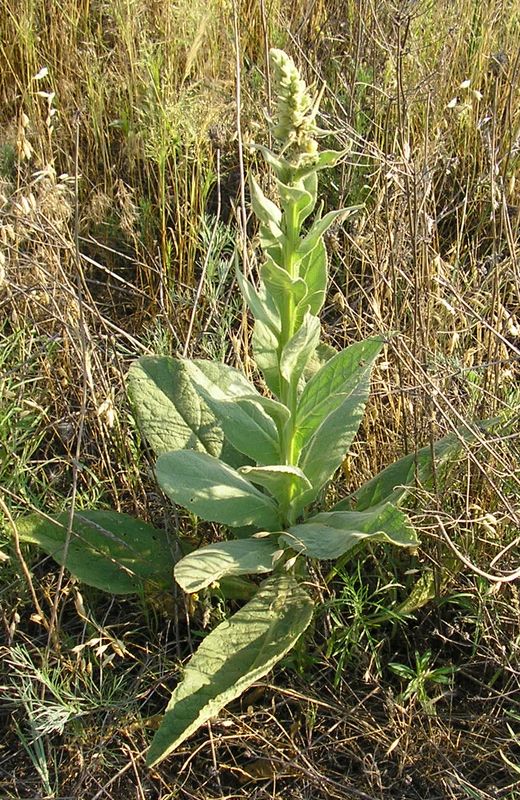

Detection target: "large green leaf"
[184, 360, 281, 465]
[297, 338, 384, 492]
[297, 239, 328, 318]
[16, 511, 175, 594]
[295, 336, 384, 453]
[280, 503, 419, 560]
[333, 425, 493, 512]
[146, 573, 314, 766]
[156, 450, 281, 529]
[174, 538, 278, 594]
[127, 356, 239, 467]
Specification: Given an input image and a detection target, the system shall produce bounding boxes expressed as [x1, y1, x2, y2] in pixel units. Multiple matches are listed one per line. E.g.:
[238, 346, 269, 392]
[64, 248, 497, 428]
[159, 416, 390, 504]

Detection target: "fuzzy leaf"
[174, 538, 278, 594]
[235, 266, 280, 334]
[238, 465, 312, 507]
[280, 312, 321, 387]
[156, 450, 281, 529]
[299, 207, 356, 256]
[184, 360, 281, 465]
[128, 356, 242, 467]
[295, 337, 384, 453]
[297, 338, 383, 492]
[250, 175, 282, 227]
[16, 511, 175, 594]
[146, 573, 314, 766]
[253, 319, 282, 398]
[276, 177, 316, 226]
[333, 425, 493, 512]
[259, 222, 284, 253]
[250, 144, 290, 181]
[281, 503, 419, 559]
[261, 258, 307, 315]
[297, 239, 328, 317]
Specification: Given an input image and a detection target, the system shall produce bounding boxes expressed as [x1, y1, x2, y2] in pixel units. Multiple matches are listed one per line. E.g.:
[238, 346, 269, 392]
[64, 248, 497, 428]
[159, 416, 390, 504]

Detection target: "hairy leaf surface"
[297, 239, 328, 318]
[156, 451, 281, 529]
[16, 511, 174, 594]
[279, 312, 321, 387]
[238, 465, 312, 507]
[174, 538, 278, 593]
[297, 339, 384, 493]
[128, 356, 240, 467]
[276, 178, 316, 226]
[295, 337, 384, 453]
[253, 319, 282, 398]
[235, 266, 280, 334]
[261, 258, 307, 314]
[146, 574, 314, 766]
[250, 175, 282, 227]
[184, 360, 281, 465]
[281, 503, 419, 559]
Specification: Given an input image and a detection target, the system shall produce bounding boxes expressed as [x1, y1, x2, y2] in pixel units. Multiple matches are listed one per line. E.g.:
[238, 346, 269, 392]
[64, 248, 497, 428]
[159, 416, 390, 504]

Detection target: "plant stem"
[279, 194, 300, 468]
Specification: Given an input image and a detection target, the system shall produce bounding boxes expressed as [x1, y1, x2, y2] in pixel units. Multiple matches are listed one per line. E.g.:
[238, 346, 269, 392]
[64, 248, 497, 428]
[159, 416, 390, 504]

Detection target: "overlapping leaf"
[297, 239, 328, 318]
[238, 465, 312, 508]
[156, 450, 281, 529]
[174, 538, 278, 594]
[279, 312, 321, 387]
[184, 360, 282, 465]
[128, 356, 242, 468]
[297, 337, 384, 492]
[276, 176, 316, 226]
[253, 319, 283, 399]
[280, 502, 419, 560]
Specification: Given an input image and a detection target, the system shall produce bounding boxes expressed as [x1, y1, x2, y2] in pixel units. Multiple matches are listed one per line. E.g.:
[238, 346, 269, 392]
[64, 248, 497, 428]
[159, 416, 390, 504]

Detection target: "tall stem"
[279, 194, 300, 473]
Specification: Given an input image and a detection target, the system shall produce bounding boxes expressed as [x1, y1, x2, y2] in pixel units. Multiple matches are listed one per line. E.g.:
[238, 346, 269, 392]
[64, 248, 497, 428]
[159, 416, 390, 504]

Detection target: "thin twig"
[436, 515, 520, 584]
[0, 496, 49, 631]
[182, 149, 222, 357]
[45, 111, 89, 650]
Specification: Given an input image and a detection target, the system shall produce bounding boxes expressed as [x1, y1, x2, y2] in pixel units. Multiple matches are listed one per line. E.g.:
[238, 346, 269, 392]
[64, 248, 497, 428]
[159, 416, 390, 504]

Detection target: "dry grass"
[0, 0, 519, 798]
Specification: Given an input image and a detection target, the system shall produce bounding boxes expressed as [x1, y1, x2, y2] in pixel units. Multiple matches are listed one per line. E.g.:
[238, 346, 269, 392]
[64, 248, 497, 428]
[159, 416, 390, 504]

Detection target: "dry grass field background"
[0, 1, 519, 797]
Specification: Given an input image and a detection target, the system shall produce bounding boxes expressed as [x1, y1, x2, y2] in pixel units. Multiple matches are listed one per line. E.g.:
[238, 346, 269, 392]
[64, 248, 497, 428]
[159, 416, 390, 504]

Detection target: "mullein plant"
[17, 49, 484, 765]
[132, 49, 420, 764]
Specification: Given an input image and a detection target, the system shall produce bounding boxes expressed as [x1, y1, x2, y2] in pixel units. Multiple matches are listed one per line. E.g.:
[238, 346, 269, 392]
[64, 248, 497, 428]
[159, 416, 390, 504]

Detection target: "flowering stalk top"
[269, 48, 319, 166]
